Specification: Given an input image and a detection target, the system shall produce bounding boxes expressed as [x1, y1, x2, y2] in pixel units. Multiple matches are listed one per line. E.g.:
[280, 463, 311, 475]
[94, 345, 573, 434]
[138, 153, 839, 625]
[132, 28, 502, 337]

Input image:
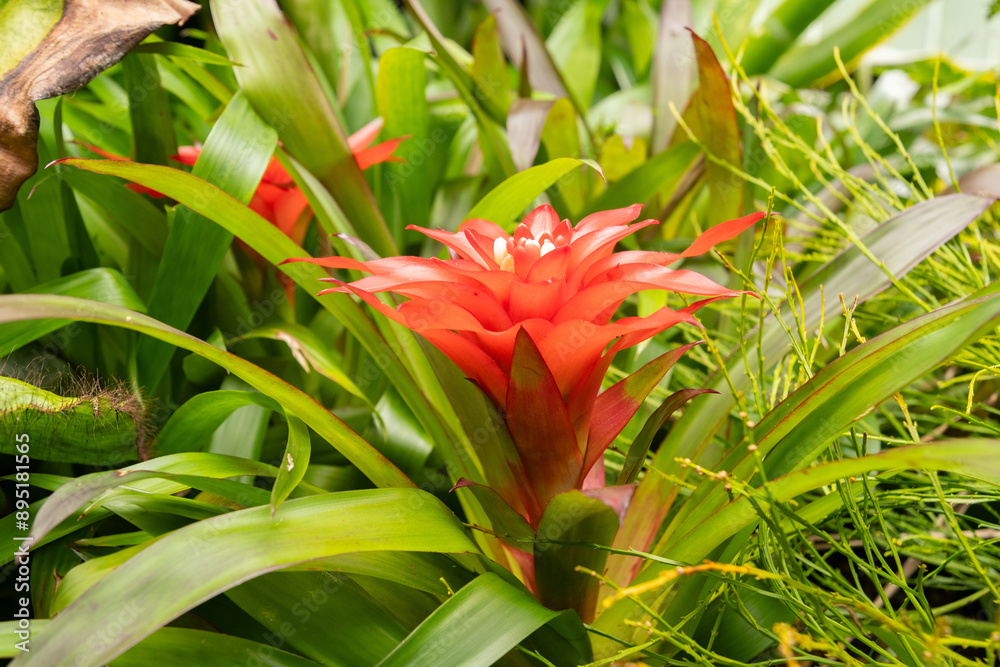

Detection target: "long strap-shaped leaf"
[768, 0, 932, 87]
[1, 454, 291, 568]
[464, 157, 604, 229]
[656, 194, 995, 476]
[377, 572, 578, 667]
[0, 294, 413, 489]
[52, 153, 508, 566]
[481, 0, 569, 100]
[739, 0, 838, 76]
[11, 489, 474, 667]
[0, 267, 144, 353]
[28, 452, 293, 545]
[210, 0, 396, 257]
[593, 290, 1000, 655]
[659, 290, 1000, 551]
[0, 622, 321, 665]
[136, 91, 276, 391]
[54, 156, 459, 474]
[612, 194, 996, 573]
[593, 439, 1000, 657]
[691, 31, 742, 225]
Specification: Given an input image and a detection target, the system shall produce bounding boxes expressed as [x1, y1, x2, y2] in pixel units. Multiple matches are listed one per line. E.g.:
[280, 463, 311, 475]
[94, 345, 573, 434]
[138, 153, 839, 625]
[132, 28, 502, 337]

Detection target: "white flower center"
[493, 237, 508, 265]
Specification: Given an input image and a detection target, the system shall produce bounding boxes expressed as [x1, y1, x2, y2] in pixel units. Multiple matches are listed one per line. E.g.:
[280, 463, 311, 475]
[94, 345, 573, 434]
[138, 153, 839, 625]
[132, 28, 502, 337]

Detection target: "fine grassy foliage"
[1, 1, 999, 666]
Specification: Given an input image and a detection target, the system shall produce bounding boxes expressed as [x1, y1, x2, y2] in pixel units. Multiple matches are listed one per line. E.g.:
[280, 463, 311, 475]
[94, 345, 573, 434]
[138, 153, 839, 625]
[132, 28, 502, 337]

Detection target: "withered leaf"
[0, 0, 199, 211]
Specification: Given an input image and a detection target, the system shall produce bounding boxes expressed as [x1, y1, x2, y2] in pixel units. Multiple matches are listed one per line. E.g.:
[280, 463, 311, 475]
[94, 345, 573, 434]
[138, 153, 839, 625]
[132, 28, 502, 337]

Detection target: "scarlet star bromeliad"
[84, 117, 405, 244]
[289, 205, 764, 525]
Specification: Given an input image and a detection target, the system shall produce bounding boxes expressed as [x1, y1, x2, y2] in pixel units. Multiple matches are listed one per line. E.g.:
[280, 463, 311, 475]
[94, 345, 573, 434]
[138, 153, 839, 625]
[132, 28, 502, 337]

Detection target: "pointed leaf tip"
[450, 478, 477, 493]
[585, 341, 702, 475]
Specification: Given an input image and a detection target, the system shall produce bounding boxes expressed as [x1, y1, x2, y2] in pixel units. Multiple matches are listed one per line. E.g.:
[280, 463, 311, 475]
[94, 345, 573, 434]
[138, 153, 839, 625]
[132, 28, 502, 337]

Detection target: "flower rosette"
[288, 204, 763, 617]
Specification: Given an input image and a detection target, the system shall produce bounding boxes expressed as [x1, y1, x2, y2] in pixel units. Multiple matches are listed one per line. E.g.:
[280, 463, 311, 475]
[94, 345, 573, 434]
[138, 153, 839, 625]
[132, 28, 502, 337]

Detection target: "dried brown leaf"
[0, 0, 199, 210]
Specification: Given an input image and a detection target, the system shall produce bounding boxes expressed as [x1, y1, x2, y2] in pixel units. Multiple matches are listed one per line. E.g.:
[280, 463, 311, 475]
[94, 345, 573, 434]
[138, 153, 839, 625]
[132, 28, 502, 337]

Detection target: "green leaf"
[131, 40, 240, 67]
[14, 167, 72, 285]
[452, 479, 534, 548]
[27, 532, 80, 618]
[534, 491, 619, 623]
[691, 31, 742, 225]
[369, 389, 435, 476]
[540, 98, 588, 213]
[0, 621, 320, 664]
[155, 390, 280, 456]
[481, 0, 569, 99]
[117, 627, 325, 666]
[61, 169, 167, 254]
[0, 462, 280, 570]
[0, 376, 141, 464]
[236, 323, 369, 402]
[155, 54, 222, 121]
[271, 414, 311, 515]
[694, 582, 795, 661]
[123, 53, 176, 165]
[584, 141, 699, 216]
[376, 47, 432, 235]
[226, 572, 408, 666]
[401, 0, 514, 180]
[0, 294, 414, 489]
[0, 204, 37, 291]
[0, 268, 144, 354]
[207, 376, 270, 468]
[652, 194, 995, 483]
[13, 489, 474, 667]
[740, 0, 838, 75]
[768, 0, 933, 87]
[464, 157, 604, 229]
[27, 453, 287, 545]
[306, 551, 472, 596]
[58, 149, 455, 475]
[0, 0, 63, 78]
[212, 0, 396, 257]
[619, 0, 656, 75]
[281, 0, 370, 121]
[616, 388, 713, 485]
[471, 15, 511, 114]
[545, 0, 610, 109]
[377, 572, 561, 667]
[136, 90, 277, 392]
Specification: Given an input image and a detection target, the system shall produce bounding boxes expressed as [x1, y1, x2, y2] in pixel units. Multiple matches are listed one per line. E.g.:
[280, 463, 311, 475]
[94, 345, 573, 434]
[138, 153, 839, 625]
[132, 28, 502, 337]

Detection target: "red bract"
[83, 117, 406, 244]
[289, 205, 764, 525]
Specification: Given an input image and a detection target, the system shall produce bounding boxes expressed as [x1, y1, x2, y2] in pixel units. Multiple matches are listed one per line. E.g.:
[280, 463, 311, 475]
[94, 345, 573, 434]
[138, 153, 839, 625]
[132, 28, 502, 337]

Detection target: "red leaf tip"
[449, 478, 477, 493]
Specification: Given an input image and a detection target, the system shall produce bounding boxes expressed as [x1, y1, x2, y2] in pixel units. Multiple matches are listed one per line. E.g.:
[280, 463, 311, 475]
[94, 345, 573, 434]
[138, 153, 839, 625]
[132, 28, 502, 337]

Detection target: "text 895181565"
[12, 432, 32, 654]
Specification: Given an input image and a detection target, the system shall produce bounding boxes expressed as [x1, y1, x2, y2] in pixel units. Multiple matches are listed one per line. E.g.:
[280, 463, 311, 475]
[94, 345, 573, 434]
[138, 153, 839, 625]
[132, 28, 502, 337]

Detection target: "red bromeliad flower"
[290, 205, 765, 528]
[84, 117, 406, 244]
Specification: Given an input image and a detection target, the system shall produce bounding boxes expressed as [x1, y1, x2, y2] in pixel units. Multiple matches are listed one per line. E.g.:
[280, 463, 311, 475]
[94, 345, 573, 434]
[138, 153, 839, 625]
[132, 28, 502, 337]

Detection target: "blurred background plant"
[1, 0, 1000, 665]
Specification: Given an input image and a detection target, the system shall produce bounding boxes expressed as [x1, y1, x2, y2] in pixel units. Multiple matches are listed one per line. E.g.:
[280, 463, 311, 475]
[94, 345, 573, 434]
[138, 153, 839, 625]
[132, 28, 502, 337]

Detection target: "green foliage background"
[1, 0, 1000, 665]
